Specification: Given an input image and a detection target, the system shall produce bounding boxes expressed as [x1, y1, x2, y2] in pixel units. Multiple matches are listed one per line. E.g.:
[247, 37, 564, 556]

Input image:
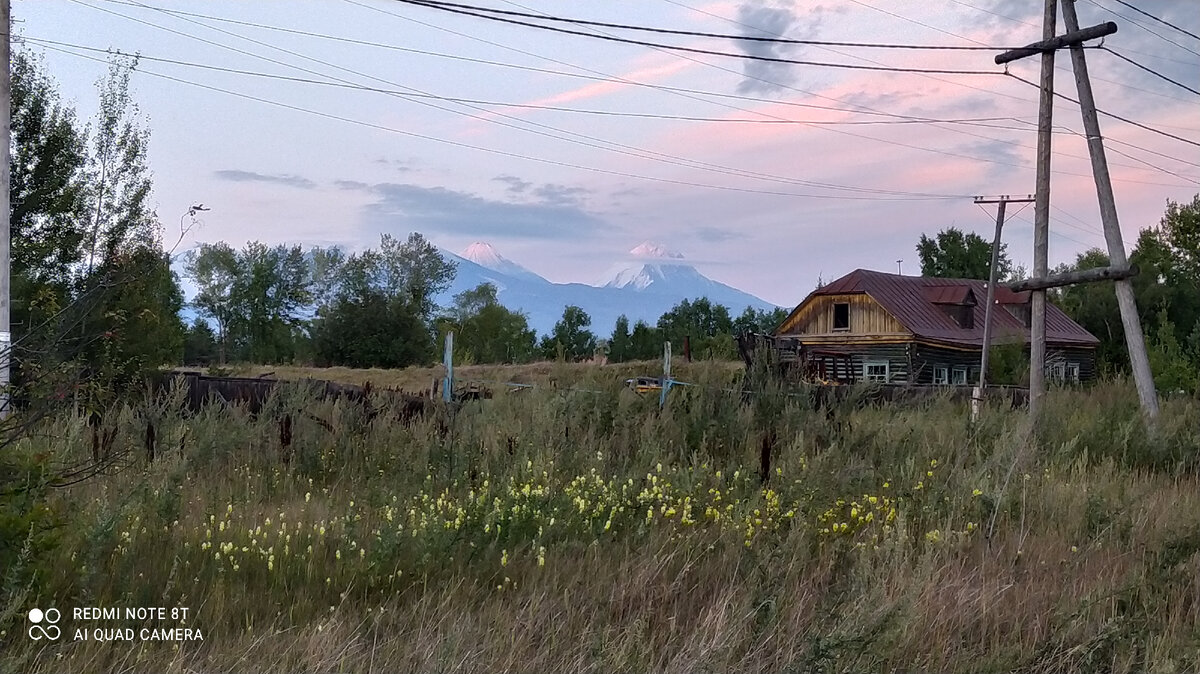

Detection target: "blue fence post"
[443, 332, 454, 403]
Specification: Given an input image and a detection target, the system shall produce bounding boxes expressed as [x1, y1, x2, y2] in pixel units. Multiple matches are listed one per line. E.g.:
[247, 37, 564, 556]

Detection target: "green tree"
[312, 290, 432, 368]
[85, 248, 185, 390]
[733, 306, 788, 335]
[657, 298, 735, 359]
[8, 50, 92, 388]
[1145, 312, 1198, 394]
[540, 305, 596, 361]
[308, 234, 455, 368]
[81, 55, 157, 276]
[439, 283, 536, 364]
[917, 227, 1010, 280]
[229, 242, 311, 363]
[376, 233, 456, 322]
[183, 318, 218, 366]
[1053, 248, 1127, 374]
[628, 320, 662, 361]
[73, 55, 184, 396]
[608, 315, 632, 362]
[184, 242, 239, 365]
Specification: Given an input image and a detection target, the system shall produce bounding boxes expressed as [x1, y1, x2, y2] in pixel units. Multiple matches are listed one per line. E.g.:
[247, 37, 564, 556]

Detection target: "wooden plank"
[1007, 264, 1138, 292]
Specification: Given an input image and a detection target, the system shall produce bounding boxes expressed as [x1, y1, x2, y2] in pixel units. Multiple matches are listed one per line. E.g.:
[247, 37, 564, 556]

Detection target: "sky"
[14, 0, 1200, 309]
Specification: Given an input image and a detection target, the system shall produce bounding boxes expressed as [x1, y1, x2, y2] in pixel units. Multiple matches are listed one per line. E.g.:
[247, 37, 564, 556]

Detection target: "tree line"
[181, 235, 788, 368]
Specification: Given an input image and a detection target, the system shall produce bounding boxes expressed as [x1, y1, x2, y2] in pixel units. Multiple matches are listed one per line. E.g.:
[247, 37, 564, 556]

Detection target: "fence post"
[443, 331, 454, 403]
[660, 340, 672, 408]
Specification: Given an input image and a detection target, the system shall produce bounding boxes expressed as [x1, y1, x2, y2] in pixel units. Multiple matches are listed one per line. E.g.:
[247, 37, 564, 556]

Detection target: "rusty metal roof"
[804, 269, 1098, 347]
[923, 285, 975, 305]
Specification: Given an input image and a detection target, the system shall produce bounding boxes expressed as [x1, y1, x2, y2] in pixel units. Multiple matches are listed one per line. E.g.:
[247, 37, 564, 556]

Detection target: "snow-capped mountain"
[600, 242, 703, 291]
[440, 241, 779, 335]
[461, 242, 546, 283]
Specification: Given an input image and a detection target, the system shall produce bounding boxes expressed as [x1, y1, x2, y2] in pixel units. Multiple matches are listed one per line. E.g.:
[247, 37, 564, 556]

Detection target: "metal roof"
[799, 269, 1098, 347]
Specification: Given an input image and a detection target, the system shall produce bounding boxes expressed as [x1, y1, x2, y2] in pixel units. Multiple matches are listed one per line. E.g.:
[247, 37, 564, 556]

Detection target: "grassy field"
[3, 363, 1200, 673]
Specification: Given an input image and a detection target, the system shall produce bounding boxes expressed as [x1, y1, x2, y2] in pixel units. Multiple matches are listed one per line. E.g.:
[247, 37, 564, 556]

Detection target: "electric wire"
[45, 43, 962, 202]
[1006, 72, 1200, 149]
[90, 0, 1055, 131]
[17, 38, 1039, 129]
[391, 0, 1008, 76]
[105, 0, 1050, 186]
[347, 0, 1134, 183]
[652, 0, 1200, 183]
[854, 0, 1195, 104]
[1101, 46, 1200, 97]
[68, 0, 977, 199]
[486, 0, 1195, 186]
[1087, 0, 1200, 59]
[62, 0, 1200, 190]
[1104, 0, 1200, 43]
[402, 0, 1020, 51]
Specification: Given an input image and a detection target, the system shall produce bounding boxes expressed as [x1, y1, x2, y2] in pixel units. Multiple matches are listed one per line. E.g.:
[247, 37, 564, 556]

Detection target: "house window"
[1047, 362, 1066, 382]
[863, 360, 889, 382]
[1067, 363, 1080, 383]
[833, 303, 850, 331]
[952, 366, 968, 385]
[933, 366, 949, 385]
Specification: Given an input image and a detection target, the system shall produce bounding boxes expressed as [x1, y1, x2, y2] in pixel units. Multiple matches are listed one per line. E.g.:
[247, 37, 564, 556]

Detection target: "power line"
[46, 43, 964, 202]
[1006, 72, 1200, 149]
[652, 0, 1200, 184]
[66, 2, 987, 200]
[386, 0, 1194, 185]
[87, 1, 1057, 131]
[404, 0, 1019, 51]
[77, 0, 1196, 188]
[1087, 0, 1200, 59]
[390, 0, 1008, 76]
[344, 0, 1060, 176]
[40, 33, 1196, 188]
[1105, 0, 1200, 42]
[850, 0, 1197, 105]
[16, 38, 1036, 129]
[1101, 47, 1200, 97]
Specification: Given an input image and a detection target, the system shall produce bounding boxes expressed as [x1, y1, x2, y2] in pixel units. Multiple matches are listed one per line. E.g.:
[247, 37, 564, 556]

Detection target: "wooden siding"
[797, 341, 913, 384]
[1046, 345, 1097, 383]
[911, 343, 982, 385]
[911, 343, 1098, 384]
[778, 293, 909, 337]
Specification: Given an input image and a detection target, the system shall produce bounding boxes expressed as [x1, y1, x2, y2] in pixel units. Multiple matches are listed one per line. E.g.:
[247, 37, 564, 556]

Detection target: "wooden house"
[772, 269, 1099, 385]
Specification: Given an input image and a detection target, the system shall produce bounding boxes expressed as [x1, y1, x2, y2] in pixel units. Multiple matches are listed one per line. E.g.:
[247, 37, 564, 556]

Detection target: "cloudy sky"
[15, 0, 1200, 307]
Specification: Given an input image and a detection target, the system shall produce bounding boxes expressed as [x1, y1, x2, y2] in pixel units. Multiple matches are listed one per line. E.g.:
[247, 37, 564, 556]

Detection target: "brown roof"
[798, 268, 1098, 347]
[923, 285, 976, 305]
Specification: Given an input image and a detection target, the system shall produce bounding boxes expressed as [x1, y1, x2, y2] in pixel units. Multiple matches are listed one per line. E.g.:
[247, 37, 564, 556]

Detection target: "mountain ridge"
[441, 242, 779, 335]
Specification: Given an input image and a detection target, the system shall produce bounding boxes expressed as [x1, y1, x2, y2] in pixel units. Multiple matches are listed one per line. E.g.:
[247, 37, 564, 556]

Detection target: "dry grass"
[3, 369, 1200, 673]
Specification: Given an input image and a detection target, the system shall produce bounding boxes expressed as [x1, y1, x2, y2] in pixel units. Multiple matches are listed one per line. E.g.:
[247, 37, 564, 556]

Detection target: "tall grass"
[2, 367, 1199, 673]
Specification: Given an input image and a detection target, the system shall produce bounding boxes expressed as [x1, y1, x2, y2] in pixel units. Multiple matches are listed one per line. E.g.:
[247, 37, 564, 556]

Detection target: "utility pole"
[1, 0, 11, 421]
[972, 195, 1035, 422]
[996, 7, 1118, 432]
[1061, 0, 1158, 421]
[1029, 0, 1056, 433]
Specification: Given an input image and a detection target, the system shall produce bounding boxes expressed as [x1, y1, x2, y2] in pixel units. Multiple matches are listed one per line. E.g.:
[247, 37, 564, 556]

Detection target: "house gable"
[777, 292, 909, 337]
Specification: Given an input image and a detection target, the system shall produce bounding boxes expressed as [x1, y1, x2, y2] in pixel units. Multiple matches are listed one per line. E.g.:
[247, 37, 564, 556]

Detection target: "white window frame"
[1048, 362, 1066, 382]
[933, 366, 949, 385]
[1067, 362, 1080, 383]
[951, 366, 968, 385]
[863, 360, 889, 383]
